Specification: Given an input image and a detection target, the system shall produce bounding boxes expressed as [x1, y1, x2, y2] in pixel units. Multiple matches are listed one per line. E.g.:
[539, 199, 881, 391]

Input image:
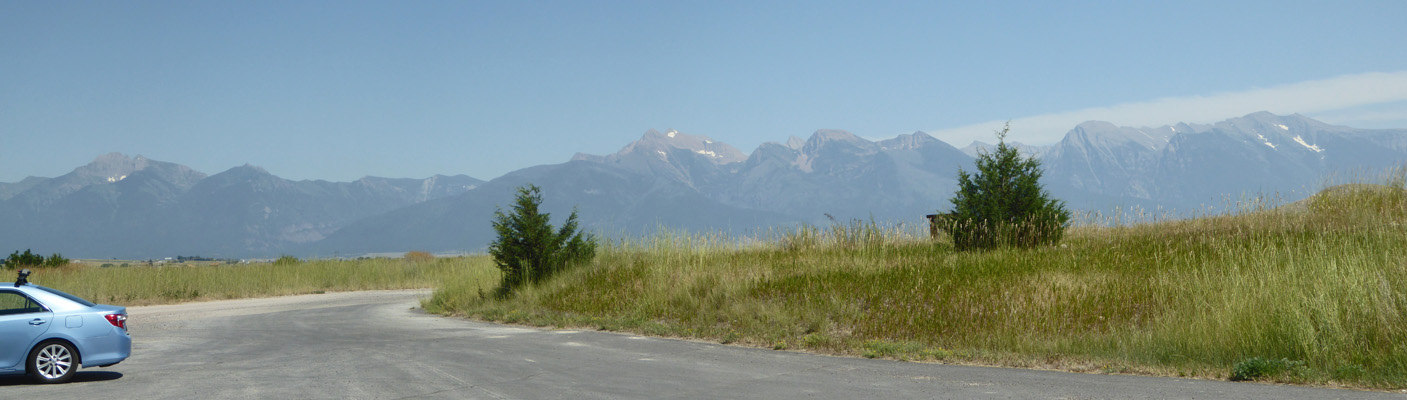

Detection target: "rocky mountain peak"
[77, 152, 142, 181]
[879, 131, 938, 150]
[785, 136, 806, 151]
[201, 164, 278, 187]
[1073, 120, 1121, 132]
[1061, 121, 1173, 152]
[802, 130, 875, 155]
[1204, 111, 1348, 155]
[1228, 112, 1337, 135]
[807, 129, 864, 143]
[578, 129, 748, 165]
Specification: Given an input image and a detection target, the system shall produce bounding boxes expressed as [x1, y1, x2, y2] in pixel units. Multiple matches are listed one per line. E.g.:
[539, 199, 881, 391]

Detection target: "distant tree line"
[3, 249, 70, 269]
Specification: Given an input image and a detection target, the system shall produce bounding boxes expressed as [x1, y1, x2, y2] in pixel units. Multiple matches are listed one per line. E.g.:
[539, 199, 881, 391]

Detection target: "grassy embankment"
[21, 256, 497, 306]
[425, 181, 1407, 389]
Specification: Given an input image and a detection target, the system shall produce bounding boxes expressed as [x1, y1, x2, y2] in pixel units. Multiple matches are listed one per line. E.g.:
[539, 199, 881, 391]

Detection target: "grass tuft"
[1230, 357, 1309, 382]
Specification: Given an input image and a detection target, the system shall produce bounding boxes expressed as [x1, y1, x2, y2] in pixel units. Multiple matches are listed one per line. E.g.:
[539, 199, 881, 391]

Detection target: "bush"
[1230, 357, 1307, 382]
[4, 250, 68, 269]
[489, 184, 596, 298]
[44, 253, 69, 268]
[940, 123, 1069, 250]
[273, 255, 302, 266]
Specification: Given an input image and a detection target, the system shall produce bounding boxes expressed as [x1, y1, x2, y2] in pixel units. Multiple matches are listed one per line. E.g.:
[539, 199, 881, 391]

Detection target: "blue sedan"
[1, 269, 131, 383]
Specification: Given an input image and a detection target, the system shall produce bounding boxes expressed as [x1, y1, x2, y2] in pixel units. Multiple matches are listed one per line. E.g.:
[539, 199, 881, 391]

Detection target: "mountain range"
[0, 154, 482, 259]
[3, 112, 1403, 259]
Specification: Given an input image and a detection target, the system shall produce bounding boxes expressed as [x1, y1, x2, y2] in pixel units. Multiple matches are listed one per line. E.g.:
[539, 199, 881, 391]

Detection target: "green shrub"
[273, 255, 302, 266]
[940, 123, 1069, 250]
[489, 184, 596, 298]
[6, 249, 42, 268]
[1333, 364, 1366, 381]
[4, 250, 68, 269]
[44, 253, 69, 268]
[1230, 357, 1306, 382]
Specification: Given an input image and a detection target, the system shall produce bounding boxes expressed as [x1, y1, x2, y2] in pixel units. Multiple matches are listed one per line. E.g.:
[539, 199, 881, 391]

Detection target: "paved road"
[2, 290, 1402, 399]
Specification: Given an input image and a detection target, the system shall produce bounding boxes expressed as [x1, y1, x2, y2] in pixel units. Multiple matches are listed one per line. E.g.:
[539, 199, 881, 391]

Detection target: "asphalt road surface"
[2, 289, 1403, 399]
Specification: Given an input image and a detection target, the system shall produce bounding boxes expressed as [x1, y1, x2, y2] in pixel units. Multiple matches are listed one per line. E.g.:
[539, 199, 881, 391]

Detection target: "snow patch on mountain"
[1135, 129, 1163, 146]
[574, 129, 748, 166]
[1256, 134, 1277, 149]
[1293, 136, 1324, 152]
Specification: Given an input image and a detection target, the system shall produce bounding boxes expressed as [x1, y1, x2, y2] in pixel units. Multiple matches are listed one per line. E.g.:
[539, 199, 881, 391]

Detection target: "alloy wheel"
[35, 343, 73, 380]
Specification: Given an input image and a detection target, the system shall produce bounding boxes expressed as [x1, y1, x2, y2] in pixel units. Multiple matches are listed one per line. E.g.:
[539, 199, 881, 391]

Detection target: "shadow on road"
[0, 371, 124, 386]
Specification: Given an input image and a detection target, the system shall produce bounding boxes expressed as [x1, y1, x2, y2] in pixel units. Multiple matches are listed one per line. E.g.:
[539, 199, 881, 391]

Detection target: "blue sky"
[3, 1, 1406, 182]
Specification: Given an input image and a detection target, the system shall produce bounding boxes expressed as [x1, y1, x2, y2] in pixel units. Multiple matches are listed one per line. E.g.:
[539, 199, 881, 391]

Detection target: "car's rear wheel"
[28, 340, 77, 384]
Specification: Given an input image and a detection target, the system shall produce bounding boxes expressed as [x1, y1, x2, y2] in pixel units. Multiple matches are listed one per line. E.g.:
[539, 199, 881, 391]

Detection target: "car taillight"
[105, 313, 127, 330]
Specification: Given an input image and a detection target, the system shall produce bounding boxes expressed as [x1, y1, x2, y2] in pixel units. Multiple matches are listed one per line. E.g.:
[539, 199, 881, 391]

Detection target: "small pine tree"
[43, 253, 70, 268]
[5, 249, 47, 269]
[489, 184, 595, 297]
[941, 123, 1070, 250]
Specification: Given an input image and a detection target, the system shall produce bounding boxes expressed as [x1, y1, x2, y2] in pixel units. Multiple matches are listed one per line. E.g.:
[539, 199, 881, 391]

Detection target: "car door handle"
[29, 319, 46, 326]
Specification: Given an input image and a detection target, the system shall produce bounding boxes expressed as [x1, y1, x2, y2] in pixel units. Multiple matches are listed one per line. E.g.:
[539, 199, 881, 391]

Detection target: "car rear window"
[35, 285, 96, 307]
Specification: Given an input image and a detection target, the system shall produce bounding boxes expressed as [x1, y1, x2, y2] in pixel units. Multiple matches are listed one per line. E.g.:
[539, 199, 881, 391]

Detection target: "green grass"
[17, 256, 497, 306]
[424, 180, 1407, 389]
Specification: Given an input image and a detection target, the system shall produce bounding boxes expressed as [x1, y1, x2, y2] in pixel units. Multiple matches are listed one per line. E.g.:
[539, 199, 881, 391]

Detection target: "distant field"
[72, 259, 233, 268]
[22, 255, 497, 306]
[424, 182, 1407, 389]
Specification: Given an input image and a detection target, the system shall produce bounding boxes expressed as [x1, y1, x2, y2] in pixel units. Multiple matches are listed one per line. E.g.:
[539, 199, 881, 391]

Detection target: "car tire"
[28, 340, 78, 384]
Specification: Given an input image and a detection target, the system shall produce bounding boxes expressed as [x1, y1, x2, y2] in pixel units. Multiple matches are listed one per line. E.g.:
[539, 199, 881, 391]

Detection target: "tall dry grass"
[425, 173, 1407, 388]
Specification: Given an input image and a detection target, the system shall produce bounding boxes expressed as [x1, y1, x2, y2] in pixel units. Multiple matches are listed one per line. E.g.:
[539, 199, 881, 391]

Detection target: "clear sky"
[4, 1, 1406, 183]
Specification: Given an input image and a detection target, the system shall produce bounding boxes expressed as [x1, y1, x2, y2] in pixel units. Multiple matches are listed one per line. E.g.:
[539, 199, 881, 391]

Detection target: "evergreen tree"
[43, 253, 70, 268]
[489, 184, 595, 297]
[942, 123, 1070, 250]
[4, 249, 46, 269]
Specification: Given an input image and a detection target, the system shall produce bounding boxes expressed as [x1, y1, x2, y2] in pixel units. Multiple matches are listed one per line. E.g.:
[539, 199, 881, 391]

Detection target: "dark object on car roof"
[14, 268, 30, 287]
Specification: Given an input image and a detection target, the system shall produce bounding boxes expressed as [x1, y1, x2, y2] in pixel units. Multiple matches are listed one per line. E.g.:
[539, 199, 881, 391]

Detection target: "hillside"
[426, 181, 1407, 388]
